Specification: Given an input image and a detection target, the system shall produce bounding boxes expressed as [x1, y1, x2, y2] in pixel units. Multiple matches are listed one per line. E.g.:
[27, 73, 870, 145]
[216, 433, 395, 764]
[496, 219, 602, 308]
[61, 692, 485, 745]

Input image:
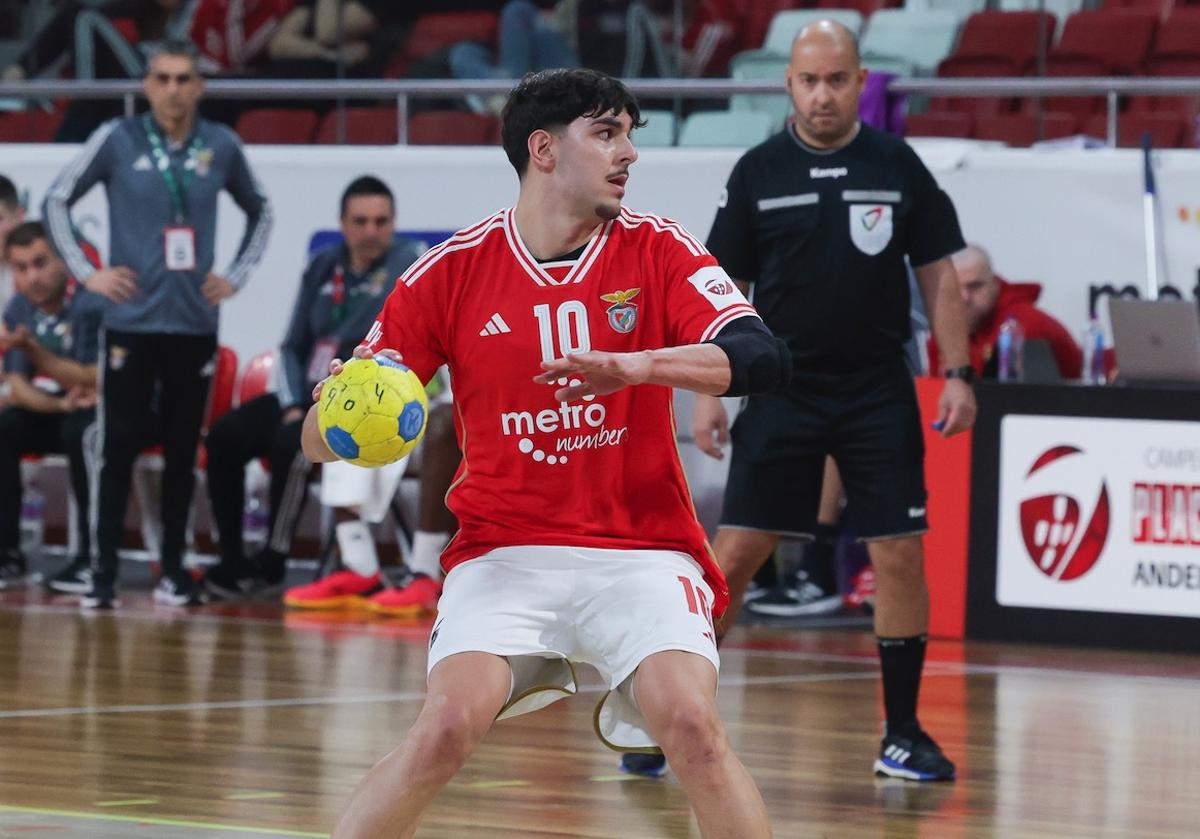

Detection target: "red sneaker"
[283, 570, 381, 610]
[845, 565, 876, 614]
[367, 572, 441, 617]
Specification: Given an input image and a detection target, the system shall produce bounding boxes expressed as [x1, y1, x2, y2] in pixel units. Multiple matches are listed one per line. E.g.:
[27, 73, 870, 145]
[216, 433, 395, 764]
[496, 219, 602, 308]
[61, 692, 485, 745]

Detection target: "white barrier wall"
[5, 141, 1200, 364]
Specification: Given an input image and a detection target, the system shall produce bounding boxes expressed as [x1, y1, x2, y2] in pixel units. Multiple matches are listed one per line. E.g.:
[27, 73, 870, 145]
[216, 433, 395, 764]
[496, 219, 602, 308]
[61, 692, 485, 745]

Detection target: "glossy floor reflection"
[0, 585, 1197, 838]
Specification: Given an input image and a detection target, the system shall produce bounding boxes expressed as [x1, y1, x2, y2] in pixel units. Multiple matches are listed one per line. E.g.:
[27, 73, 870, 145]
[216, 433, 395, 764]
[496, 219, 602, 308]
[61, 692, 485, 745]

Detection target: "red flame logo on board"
[1018, 446, 1110, 581]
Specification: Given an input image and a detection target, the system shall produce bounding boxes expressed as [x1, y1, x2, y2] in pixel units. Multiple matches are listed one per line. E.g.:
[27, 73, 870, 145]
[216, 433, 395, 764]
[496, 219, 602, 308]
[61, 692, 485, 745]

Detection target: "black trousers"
[204, 393, 312, 568]
[0, 406, 95, 558]
[93, 330, 216, 585]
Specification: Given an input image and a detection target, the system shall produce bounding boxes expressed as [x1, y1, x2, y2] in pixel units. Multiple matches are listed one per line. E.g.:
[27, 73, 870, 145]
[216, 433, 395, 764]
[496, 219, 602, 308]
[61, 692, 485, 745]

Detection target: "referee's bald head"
[792, 20, 861, 68]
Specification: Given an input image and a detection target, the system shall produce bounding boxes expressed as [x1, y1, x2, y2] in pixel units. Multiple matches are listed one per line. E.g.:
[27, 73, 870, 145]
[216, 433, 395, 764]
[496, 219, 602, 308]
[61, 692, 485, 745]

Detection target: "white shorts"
[319, 456, 408, 524]
[426, 545, 720, 752]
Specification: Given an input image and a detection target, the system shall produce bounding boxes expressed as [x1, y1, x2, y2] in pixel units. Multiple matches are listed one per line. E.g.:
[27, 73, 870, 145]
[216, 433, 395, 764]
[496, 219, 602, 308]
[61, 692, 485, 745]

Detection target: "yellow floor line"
[0, 804, 326, 837]
[466, 780, 530, 789]
[225, 792, 288, 801]
[96, 798, 160, 807]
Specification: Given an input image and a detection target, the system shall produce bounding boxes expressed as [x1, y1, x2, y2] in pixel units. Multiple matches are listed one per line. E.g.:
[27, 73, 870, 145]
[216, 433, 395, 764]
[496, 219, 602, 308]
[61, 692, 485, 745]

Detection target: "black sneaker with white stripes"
[874, 726, 956, 782]
[45, 556, 93, 595]
[153, 573, 207, 606]
[0, 550, 37, 590]
[81, 580, 118, 610]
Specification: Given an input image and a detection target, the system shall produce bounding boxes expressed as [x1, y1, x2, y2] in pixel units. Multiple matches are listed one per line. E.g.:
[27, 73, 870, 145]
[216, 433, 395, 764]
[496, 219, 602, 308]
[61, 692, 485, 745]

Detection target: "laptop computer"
[1108, 297, 1200, 384]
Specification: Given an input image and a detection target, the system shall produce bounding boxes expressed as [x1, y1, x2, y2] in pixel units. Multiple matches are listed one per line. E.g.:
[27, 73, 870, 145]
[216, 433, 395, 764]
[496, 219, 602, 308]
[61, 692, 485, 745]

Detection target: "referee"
[698, 22, 975, 781]
[45, 39, 272, 609]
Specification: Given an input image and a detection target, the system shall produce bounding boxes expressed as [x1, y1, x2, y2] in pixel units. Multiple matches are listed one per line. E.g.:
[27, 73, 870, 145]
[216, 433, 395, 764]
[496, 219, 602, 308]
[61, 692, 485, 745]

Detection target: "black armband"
[708, 317, 792, 396]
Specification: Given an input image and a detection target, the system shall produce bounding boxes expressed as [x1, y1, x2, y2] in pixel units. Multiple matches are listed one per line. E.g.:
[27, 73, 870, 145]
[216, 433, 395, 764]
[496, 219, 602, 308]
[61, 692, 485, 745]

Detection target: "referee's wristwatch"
[944, 364, 977, 384]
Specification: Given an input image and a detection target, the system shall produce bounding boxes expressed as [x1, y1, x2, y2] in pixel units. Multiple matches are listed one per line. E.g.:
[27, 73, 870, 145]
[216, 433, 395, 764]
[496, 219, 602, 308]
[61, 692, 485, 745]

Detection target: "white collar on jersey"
[503, 207, 614, 287]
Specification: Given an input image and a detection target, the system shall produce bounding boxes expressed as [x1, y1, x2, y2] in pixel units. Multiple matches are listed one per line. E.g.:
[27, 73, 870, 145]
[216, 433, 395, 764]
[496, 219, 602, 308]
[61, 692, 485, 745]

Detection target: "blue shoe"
[873, 727, 956, 781]
[620, 752, 667, 778]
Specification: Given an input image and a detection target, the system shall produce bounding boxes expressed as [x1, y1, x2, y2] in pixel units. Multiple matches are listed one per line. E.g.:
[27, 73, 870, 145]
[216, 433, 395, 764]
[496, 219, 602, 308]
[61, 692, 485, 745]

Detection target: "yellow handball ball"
[317, 356, 428, 468]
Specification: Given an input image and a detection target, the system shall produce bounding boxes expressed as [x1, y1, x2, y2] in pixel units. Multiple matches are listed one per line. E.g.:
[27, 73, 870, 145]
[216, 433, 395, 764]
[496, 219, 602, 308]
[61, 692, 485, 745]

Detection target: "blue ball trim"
[325, 426, 360, 459]
[398, 402, 426, 441]
[374, 355, 409, 372]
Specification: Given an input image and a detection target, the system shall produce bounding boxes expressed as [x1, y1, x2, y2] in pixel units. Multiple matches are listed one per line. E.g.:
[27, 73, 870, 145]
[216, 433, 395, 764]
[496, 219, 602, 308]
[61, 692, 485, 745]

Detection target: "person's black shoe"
[0, 550, 37, 590]
[80, 579, 118, 610]
[874, 726, 956, 781]
[249, 549, 288, 597]
[744, 570, 841, 618]
[45, 556, 93, 595]
[620, 752, 667, 778]
[153, 573, 207, 606]
[204, 561, 261, 599]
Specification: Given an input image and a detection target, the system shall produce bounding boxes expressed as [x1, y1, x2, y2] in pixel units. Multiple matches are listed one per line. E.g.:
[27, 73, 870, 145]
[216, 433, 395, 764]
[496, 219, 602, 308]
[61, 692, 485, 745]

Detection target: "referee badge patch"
[849, 204, 893, 256]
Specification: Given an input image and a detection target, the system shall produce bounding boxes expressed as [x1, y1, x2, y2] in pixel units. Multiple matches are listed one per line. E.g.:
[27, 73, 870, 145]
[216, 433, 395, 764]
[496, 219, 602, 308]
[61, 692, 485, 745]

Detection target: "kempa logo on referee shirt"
[810, 167, 848, 179]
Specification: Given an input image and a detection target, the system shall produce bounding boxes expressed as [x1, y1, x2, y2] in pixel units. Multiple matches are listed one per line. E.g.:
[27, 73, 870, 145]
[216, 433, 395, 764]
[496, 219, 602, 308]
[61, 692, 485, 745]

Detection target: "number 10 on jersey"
[533, 302, 592, 363]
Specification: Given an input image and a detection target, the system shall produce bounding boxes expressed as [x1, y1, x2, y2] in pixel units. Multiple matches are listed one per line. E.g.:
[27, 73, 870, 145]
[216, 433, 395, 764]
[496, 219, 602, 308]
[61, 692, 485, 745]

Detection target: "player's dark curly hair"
[501, 68, 646, 179]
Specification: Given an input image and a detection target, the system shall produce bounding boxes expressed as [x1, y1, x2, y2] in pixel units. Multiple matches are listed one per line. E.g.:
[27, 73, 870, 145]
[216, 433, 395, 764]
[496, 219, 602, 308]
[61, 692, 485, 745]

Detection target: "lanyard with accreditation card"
[144, 114, 204, 272]
[307, 265, 348, 383]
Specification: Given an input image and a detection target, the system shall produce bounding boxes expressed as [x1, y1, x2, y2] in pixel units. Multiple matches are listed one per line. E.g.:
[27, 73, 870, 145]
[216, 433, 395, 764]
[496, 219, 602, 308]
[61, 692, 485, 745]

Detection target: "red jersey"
[365, 207, 760, 617]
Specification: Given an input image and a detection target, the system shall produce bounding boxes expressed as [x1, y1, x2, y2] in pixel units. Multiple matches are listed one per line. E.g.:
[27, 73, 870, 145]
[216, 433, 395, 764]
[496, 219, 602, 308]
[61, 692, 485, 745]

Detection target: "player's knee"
[415, 701, 486, 770]
[715, 531, 774, 579]
[872, 543, 925, 586]
[653, 699, 727, 768]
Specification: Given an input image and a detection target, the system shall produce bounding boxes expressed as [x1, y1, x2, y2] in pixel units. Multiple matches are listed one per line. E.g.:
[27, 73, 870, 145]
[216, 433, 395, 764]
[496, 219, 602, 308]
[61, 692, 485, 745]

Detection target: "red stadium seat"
[386, 11, 500, 77]
[409, 111, 500, 145]
[315, 108, 399, 145]
[0, 108, 63, 142]
[928, 57, 1023, 119]
[234, 108, 318, 144]
[1129, 57, 1200, 124]
[1144, 8, 1200, 64]
[815, 0, 898, 18]
[905, 112, 973, 139]
[235, 350, 278, 408]
[973, 112, 1079, 146]
[1051, 10, 1157, 75]
[1103, 0, 1171, 17]
[1082, 112, 1188, 147]
[942, 11, 1056, 74]
[208, 346, 239, 428]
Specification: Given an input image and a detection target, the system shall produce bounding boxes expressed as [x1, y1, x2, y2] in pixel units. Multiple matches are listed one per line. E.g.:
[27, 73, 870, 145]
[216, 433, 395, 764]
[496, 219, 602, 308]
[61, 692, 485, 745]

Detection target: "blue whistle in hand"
[931, 420, 946, 432]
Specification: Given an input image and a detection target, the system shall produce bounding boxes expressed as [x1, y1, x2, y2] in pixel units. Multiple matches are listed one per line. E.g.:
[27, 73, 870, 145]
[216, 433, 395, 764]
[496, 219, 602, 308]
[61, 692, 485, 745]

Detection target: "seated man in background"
[0, 222, 108, 591]
[203, 176, 455, 606]
[930, 243, 1082, 380]
[0, 175, 26, 314]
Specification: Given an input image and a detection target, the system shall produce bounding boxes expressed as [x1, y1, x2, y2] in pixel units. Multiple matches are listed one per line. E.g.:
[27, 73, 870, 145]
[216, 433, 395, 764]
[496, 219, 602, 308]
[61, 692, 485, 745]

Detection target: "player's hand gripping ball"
[317, 356, 428, 467]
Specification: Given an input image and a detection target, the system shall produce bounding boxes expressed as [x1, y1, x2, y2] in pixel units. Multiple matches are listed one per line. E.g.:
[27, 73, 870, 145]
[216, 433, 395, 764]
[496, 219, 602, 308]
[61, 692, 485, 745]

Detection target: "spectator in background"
[0, 175, 25, 313]
[191, 0, 294, 76]
[266, 0, 396, 78]
[44, 39, 271, 609]
[2, 0, 195, 141]
[674, 0, 748, 78]
[202, 176, 425, 601]
[928, 244, 1083, 380]
[0, 222, 109, 592]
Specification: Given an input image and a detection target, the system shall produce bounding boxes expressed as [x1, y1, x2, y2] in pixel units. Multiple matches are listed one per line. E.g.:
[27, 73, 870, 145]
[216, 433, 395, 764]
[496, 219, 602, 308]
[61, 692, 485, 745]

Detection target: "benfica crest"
[601, 287, 641, 333]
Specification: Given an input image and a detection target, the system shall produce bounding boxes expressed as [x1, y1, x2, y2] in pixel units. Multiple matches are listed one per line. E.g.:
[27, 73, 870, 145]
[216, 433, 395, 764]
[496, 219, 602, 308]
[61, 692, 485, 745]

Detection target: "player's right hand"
[692, 394, 729, 460]
[310, 345, 405, 402]
[86, 267, 137, 304]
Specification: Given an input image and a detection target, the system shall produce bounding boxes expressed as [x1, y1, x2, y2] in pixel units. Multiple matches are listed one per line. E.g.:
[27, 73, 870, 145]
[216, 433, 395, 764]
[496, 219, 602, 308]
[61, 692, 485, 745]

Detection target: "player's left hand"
[310, 345, 404, 402]
[201, 273, 235, 305]
[936, 377, 977, 438]
[535, 351, 652, 401]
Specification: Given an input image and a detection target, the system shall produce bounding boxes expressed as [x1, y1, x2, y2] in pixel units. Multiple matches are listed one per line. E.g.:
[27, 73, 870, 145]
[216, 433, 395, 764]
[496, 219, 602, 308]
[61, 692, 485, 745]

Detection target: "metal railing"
[2, 77, 1199, 146]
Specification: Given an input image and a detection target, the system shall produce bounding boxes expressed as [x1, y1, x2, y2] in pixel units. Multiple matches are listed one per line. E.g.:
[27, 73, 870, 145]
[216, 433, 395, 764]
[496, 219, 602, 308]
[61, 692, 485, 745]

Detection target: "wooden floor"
[1, 572, 1198, 838]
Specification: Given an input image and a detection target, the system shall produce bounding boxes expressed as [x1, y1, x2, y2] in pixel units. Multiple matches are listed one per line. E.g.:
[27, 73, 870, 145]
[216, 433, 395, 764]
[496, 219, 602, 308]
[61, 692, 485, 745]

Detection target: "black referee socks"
[877, 634, 927, 735]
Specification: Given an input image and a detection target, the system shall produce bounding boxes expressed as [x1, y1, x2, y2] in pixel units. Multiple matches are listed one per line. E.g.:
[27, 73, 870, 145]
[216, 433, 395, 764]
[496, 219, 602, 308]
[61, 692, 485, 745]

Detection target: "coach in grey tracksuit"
[44, 39, 271, 608]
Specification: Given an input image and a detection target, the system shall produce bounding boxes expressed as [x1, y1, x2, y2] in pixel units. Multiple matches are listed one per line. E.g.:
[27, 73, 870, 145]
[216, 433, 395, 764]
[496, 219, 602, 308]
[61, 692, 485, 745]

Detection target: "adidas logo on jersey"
[479, 313, 511, 337]
[132, 154, 153, 171]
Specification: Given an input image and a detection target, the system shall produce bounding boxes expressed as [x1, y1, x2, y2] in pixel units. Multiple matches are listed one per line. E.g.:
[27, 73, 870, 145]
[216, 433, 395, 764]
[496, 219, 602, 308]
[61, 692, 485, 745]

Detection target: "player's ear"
[527, 129, 556, 174]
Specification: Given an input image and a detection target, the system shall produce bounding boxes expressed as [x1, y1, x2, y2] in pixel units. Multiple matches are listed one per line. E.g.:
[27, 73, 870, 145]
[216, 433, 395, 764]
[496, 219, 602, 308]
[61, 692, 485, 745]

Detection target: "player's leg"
[331, 651, 511, 839]
[634, 651, 772, 838]
[834, 357, 952, 781]
[711, 527, 779, 642]
[253, 409, 312, 587]
[87, 330, 156, 608]
[154, 333, 217, 606]
[203, 394, 283, 598]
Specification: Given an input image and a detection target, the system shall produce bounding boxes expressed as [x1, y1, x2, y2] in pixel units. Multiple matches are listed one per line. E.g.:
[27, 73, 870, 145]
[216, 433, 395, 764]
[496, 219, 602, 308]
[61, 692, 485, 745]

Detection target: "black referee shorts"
[720, 355, 928, 541]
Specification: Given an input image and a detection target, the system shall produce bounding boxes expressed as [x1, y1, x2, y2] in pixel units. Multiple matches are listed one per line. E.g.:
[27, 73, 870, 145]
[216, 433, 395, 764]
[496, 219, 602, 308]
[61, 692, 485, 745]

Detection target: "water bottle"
[19, 486, 45, 553]
[243, 488, 269, 550]
[996, 317, 1025, 382]
[1081, 316, 1107, 385]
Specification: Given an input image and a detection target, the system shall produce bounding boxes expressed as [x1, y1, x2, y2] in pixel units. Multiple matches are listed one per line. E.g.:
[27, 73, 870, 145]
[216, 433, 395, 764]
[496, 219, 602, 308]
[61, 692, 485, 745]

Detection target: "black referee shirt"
[706, 122, 965, 373]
